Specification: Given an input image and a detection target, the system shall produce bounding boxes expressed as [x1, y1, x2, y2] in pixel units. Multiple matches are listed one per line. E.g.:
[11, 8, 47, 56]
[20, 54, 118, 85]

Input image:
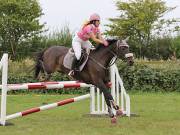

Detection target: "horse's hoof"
[111, 117, 117, 124]
[116, 109, 123, 116]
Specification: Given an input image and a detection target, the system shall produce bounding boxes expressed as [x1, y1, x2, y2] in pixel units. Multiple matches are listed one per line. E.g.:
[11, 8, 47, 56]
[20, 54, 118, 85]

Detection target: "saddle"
[63, 48, 88, 71]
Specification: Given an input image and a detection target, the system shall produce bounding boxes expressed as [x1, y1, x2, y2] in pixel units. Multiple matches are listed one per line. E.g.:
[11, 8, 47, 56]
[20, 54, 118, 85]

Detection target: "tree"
[0, 0, 44, 58]
[105, 0, 180, 58]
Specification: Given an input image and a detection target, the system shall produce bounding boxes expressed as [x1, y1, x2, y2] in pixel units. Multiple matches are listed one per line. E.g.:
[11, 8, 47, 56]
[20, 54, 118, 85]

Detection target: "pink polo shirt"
[77, 24, 100, 41]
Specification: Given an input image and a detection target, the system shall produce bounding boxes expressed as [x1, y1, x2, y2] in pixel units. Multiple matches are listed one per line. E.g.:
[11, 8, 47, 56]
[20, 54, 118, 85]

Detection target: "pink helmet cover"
[89, 13, 100, 21]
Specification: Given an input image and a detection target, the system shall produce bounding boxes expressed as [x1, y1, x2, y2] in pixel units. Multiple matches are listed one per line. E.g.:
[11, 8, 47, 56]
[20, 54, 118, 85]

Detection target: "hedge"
[0, 61, 180, 93]
[117, 62, 180, 92]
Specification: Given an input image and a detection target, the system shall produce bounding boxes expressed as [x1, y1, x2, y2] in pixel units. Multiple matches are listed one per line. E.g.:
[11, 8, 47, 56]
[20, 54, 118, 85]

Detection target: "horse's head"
[107, 38, 134, 66]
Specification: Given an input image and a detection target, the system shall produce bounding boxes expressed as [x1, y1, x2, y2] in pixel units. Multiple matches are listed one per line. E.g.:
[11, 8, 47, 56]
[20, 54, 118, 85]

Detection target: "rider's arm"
[94, 32, 109, 46]
[97, 33, 104, 41]
[89, 33, 104, 44]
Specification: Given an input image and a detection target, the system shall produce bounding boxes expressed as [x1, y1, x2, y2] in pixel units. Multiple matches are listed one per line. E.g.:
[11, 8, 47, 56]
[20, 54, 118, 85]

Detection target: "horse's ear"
[124, 37, 129, 41]
[121, 37, 130, 45]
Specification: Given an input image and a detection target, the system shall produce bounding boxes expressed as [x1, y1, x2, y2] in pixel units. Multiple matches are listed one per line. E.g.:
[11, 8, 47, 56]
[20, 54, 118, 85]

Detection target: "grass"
[0, 93, 180, 135]
[136, 59, 180, 70]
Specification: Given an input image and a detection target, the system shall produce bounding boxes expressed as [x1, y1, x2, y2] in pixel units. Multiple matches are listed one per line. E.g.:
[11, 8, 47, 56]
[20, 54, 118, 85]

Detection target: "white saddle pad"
[63, 48, 88, 71]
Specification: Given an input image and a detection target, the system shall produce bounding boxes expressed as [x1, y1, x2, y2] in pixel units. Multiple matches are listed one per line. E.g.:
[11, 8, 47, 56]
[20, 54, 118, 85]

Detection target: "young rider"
[69, 13, 108, 76]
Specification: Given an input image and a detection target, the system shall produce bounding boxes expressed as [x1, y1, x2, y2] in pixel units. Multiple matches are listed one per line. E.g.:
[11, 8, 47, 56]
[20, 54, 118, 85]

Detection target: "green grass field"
[0, 93, 180, 135]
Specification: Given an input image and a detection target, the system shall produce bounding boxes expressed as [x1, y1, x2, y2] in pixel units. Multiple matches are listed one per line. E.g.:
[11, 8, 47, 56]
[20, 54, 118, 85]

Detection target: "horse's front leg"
[109, 100, 123, 116]
[95, 80, 118, 123]
[103, 80, 123, 117]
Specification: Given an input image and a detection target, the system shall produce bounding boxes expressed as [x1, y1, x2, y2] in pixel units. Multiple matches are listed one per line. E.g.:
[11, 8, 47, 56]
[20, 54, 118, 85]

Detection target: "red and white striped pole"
[0, 81, 93, 91]
[6, 94, 90, 120]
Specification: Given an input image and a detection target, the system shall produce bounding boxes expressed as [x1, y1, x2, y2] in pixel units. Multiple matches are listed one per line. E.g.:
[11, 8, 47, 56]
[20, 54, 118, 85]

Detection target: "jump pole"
[6, 94, 90, 120]
[0, 81, 93, 91]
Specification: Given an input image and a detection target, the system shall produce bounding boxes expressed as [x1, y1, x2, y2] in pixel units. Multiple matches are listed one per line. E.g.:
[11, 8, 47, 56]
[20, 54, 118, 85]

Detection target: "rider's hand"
[91, 45, 96, 50]
[103, 40, 109, 46]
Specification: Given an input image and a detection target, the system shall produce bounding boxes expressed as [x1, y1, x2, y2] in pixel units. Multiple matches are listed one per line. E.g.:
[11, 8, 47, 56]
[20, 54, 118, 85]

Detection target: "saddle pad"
[63, 48, 88, 71]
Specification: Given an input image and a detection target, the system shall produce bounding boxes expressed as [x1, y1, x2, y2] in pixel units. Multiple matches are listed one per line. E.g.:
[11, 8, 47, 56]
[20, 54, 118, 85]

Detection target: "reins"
[89, 40, 128, 70]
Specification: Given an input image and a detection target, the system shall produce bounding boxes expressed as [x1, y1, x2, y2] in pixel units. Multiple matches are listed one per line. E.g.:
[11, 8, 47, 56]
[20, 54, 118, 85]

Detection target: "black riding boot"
[72, 58, 80, 71]
[68, 58, 80, 76]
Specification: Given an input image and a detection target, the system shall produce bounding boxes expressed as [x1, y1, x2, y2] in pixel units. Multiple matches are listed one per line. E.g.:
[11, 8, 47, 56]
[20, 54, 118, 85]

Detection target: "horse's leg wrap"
[103, 91, 113, 107]
[110, 100, 123, 116]
[109, 100, 120, 110]
[108, 106, 115, 118]
[102, 89, 117, 118]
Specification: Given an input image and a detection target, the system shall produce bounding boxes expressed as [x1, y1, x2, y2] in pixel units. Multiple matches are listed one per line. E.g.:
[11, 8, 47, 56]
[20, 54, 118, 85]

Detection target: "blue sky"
[39, 0, 180, 32]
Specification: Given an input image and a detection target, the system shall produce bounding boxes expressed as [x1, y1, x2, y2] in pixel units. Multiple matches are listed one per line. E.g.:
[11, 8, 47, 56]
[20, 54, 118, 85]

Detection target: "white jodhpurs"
[72, 35, 92, 60]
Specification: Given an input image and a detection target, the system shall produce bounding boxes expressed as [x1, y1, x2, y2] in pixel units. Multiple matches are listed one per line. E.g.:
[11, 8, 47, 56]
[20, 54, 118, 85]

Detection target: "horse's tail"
[34, 50, 45, 79]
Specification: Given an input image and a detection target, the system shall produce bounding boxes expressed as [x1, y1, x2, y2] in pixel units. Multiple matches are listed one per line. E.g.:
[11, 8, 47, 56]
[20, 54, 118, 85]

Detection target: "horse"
[34, 39, 133, 123]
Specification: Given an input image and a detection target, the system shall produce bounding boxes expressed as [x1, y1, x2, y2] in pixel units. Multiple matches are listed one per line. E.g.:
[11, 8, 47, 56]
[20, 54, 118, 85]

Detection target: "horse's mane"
[95, 39, 117, 51]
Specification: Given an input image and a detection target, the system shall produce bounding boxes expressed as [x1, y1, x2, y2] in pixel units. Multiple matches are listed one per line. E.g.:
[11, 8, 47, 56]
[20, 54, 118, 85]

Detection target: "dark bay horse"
[34, 39, 133, 123]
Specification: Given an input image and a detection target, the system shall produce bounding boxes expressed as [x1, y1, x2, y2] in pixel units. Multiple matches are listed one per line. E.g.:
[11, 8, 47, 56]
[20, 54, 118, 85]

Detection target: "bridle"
[108, 40, 129, 66]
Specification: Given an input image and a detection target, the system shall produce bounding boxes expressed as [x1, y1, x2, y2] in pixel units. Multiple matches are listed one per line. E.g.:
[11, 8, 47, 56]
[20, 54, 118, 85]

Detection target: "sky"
[39, 0, 180, 33]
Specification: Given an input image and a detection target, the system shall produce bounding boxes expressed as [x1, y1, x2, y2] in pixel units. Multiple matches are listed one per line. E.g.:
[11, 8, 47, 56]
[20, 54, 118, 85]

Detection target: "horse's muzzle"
[128, 59, 134, 66]
[125, 53, 134, 66]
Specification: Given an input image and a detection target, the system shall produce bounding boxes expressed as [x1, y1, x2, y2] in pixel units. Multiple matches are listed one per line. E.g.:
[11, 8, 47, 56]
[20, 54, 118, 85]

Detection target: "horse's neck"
[93, 44, 116, 66]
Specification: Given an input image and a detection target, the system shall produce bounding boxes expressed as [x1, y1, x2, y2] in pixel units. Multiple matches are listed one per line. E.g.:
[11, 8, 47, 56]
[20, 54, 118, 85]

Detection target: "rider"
[69, 13, 108, 76]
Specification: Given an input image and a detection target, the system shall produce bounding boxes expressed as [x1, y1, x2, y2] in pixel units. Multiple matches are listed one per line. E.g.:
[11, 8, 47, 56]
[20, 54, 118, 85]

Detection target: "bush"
[117, 61, 180, 92]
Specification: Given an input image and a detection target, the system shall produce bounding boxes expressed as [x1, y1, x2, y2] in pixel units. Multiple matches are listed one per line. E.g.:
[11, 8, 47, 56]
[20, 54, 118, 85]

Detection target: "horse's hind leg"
[34, 59, 43, 79]
[36, 60, 52, 81]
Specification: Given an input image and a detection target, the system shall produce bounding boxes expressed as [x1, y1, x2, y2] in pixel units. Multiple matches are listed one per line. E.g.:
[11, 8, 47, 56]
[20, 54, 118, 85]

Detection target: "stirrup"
[68, 70, 74, 76]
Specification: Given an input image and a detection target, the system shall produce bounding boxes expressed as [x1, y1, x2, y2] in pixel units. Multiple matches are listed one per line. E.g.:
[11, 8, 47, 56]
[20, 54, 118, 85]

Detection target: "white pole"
[101, 93, 105, 112]
[113, 64, 131, 116]
[0, 59, 2, 70]
[110, 65, 118, 115]
[116, 75, 120, 106]
[97, 88, 100, 113]
[121, 88, 124, 112]
[90, 86, 95, 114]
[0, 54, 8, 126]
[110, 66, 116, 99]
[126, 94, 131, 117]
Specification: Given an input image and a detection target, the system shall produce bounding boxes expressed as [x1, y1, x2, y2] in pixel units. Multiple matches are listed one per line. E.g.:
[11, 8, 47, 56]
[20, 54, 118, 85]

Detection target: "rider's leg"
[82, 40, 92, 55]
[68, 36, 82, 76]
[71, 57, 80, 71]
[72, 39, 82, 61]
